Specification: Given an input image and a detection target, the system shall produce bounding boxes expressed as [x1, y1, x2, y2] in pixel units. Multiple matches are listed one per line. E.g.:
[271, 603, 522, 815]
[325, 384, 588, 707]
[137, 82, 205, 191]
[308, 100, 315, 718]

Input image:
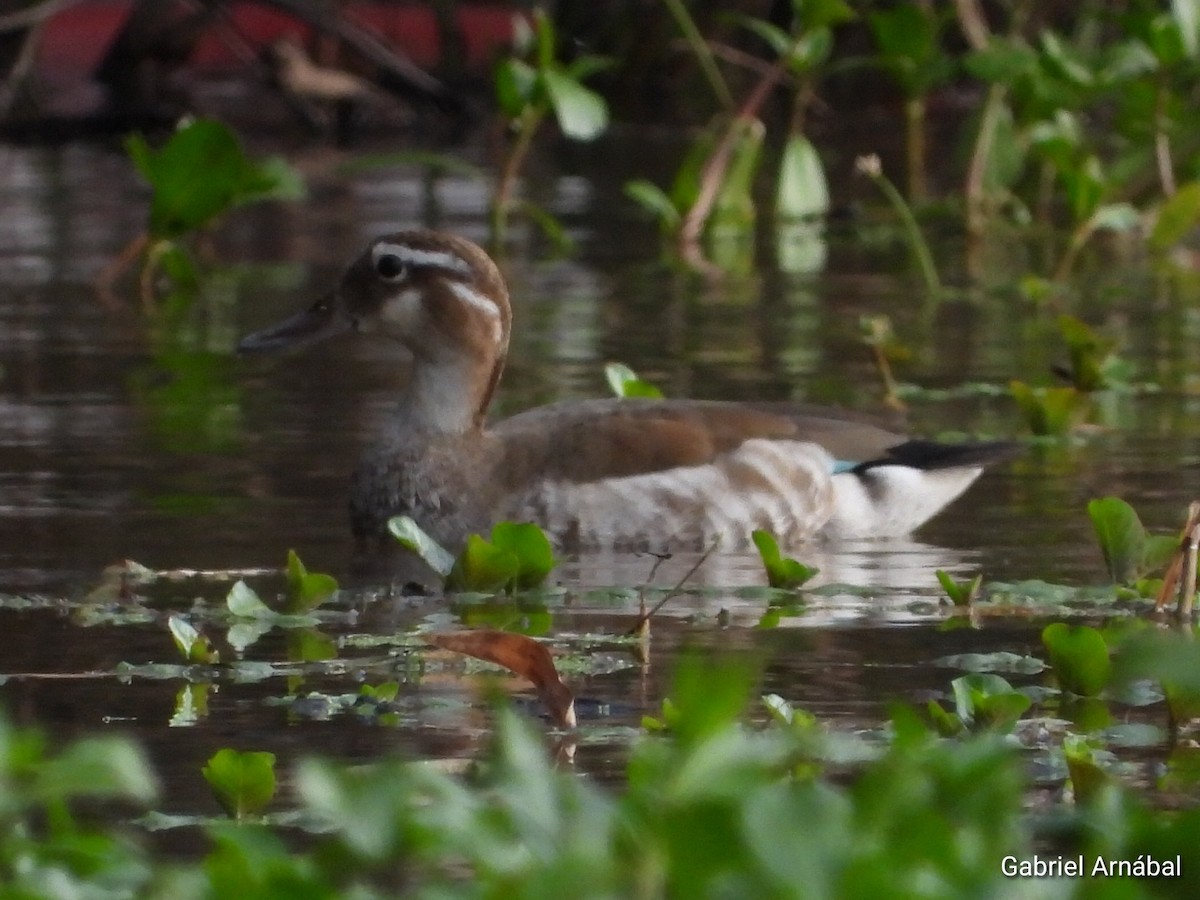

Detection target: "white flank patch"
[823, 465, 983, 538]
[372, 241, 471, 276]
[502, 438, 834, 550]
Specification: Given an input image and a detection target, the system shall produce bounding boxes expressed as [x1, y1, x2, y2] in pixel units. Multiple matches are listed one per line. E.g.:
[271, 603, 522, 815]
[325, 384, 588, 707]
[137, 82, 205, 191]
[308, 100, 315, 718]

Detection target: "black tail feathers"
[852, 439, 1022, 474]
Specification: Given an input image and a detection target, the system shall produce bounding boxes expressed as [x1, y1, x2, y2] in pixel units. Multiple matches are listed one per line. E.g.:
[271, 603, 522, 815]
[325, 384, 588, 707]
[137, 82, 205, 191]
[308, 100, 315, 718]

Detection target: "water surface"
[1, 135, 1197, 815]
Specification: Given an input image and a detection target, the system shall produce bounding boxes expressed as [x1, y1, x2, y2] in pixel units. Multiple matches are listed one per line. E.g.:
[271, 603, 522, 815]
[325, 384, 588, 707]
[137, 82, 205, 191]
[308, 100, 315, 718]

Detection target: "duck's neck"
[395, 352, 503, 436]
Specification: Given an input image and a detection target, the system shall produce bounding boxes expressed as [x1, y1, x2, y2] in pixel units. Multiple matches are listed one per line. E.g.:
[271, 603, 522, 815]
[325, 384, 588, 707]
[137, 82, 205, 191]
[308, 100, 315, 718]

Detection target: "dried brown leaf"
[428, 629, 576, 728]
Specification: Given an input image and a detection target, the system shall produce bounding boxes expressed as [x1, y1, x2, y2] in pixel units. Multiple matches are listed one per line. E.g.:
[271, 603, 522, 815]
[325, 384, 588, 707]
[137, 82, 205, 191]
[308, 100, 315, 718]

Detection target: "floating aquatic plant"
[751, 529, 819, 590]
[389, 516, 556, 594]
[202, 748, 277, 821]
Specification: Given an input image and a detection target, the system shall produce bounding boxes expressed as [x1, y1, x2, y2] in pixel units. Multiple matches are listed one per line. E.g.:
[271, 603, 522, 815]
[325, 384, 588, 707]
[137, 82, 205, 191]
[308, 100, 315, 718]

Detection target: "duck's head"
[239, 230, 513, 431]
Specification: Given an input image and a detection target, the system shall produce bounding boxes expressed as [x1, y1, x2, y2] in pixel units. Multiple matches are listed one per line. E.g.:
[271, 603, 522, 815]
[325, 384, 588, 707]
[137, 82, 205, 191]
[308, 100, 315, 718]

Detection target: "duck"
[238, 229, 1016, 552]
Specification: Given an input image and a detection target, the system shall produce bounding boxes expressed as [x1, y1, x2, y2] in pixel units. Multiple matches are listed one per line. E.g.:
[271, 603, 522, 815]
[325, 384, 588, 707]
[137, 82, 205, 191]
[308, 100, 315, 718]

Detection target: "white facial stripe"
[447, 281, 504, 344]
[372, 242, 471, 276]
[446, 280, 500, 319]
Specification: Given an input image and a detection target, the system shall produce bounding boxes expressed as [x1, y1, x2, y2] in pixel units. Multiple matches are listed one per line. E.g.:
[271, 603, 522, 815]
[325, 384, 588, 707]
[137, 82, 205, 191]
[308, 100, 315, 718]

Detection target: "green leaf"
[936, 570, 982, 606]
[950, 673, 1031, 731]
[1063, 734, 1110, 804]
[126, 119, 302, 239]
[1088, 497, 1147, 584]
[541, 69, 608, 141]
[925, 700, 966, 737]
[495, 58, 537, 119]
[752, 529, 819, 589]
[34, 737, 159, 806]
[624, 179, 681, 228]
[1151, 181, 1200, 250]
[1042, 623, 1111, 697]
[798, 0, 856, 30]
[1172, 0, 1200, 57]
[243, 155, 306, 203]
[168, 615, 218, 664]
[489, 522, 556, 591]
[776, 135, 829, 219]
[738, 17, 793, 57]
[284, 549, 338, 613]
[387, 516, 455, 577]
[604, 362, 663, 399]
[202, 749, 277, 820]
[226, 580, 274, 619]
[1009, 381, 1086, 436]
[446, 534, 520, 593]
[963, 39, 1037, 84]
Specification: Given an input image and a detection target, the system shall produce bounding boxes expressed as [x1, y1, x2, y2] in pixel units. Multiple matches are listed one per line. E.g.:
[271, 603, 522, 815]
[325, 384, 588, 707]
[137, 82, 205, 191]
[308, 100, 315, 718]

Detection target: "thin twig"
[1155, 501, 1200, 612]
[0, 16, 45, 119]
[1178, 522, 1200, 618]
[626, 541, 720, 635]
[0, 0, 85, 33]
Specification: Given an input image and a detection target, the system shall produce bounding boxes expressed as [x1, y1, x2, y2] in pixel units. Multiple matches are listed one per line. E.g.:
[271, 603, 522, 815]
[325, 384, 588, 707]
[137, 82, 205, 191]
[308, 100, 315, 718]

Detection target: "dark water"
[1, 136, 1198, 815]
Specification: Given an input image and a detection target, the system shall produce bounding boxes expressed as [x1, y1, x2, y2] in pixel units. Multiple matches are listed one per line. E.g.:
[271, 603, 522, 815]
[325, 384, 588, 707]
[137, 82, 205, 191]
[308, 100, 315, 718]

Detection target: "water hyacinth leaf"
[1061, 695, 1112, 733]
[935, 569, 982, 606]
[665, 654, 756, 745]
[127, 119, 301, 239]
[1151, 181, 1200, 249]
[1009, 381, 1085, 436]
[926, 700, 966, 736]
[489, 522, 556, 590]
[1063, 734, 1110, 804]
[446, 534, 520, 593]
[387, 516, 455, 577]
[428, 629, 575, 727]
[34, 737, 159, 805]
[777, 135, 829, 220]
[605, 362, 663, 399]
[1088, 497, 1146, 584]
[284, 549, 338, 613]
[1057, 315, 1119, 392]
[1042, 623, 1111, 697]
[950, 674, 1030, 731]
[542, 69, 608, 141]
[202, 749, 276, 820]
[168, 615, 218, 664]
[752, 529, 819, 589]
[495, 57, 536, 119]
[226, 580, 274, 619]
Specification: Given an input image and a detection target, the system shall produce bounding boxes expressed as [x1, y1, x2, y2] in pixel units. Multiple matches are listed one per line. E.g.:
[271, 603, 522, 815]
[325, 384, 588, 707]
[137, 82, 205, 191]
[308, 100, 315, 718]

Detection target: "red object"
[36, 1, 516, 76]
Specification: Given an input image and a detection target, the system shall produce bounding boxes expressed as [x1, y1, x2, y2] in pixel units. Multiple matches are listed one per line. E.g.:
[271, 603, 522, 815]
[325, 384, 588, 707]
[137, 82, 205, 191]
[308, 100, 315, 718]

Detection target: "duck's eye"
[375, 253, 408, 281]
